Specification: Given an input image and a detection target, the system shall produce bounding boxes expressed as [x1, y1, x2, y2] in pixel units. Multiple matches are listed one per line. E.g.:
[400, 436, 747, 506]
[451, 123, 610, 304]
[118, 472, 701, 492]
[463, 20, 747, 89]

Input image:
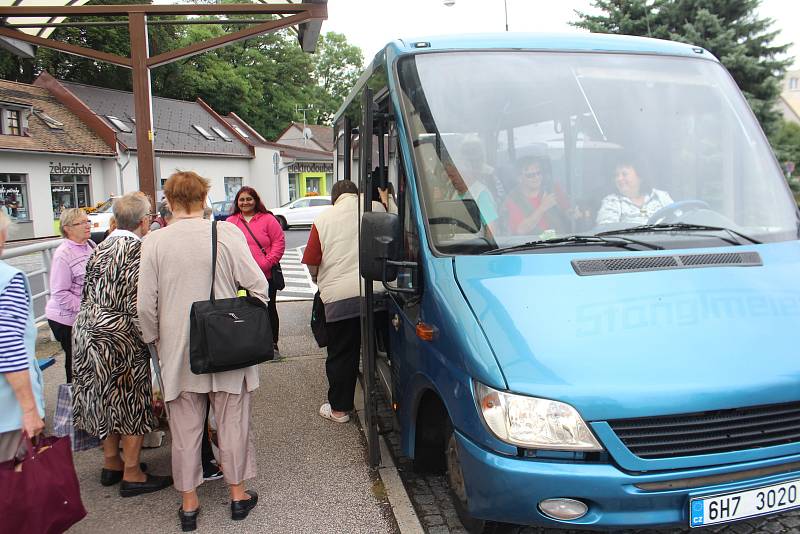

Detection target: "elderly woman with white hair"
[0, 210, 45, 462]
[72, 192, 172, 497]
[45, 207, 94, 384]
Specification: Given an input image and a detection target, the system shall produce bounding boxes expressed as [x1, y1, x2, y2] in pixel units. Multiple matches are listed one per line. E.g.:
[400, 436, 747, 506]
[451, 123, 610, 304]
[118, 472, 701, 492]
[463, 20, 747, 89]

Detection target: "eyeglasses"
[523, 170, 543, 178]
[68, 220, 91, 227]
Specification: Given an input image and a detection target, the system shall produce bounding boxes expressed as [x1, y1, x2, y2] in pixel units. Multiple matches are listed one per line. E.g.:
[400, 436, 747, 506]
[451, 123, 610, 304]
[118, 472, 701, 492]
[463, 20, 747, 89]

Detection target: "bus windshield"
[396, 51, 798, 254]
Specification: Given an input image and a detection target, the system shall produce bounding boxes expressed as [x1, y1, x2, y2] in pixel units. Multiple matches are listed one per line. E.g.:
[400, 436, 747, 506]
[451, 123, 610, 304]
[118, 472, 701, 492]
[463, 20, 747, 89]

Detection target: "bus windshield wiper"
[483, 234, 663, 255]
[596, 223, 762, 245]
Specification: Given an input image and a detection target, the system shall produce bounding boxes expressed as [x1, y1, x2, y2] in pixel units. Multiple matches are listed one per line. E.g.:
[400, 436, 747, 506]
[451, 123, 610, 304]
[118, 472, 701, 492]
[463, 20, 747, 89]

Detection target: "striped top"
[0, 273, 31, 373]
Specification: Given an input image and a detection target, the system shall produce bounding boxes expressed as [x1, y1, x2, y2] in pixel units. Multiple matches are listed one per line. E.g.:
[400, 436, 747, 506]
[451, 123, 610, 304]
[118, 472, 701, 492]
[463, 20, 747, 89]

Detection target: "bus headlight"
[474, 382, 603, 451]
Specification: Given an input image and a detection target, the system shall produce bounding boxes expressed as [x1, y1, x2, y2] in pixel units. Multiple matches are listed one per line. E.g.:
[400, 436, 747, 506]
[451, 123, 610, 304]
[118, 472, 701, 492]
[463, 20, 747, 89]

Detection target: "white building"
[0, 72, 322, 240]
[779, 69, 800, 125]
[0, 77, 117, 240]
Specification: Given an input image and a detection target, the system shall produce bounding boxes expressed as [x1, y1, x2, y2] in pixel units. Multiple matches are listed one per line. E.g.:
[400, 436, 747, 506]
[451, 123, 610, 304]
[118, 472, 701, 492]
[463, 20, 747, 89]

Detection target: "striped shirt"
[0, 273, 31, 373]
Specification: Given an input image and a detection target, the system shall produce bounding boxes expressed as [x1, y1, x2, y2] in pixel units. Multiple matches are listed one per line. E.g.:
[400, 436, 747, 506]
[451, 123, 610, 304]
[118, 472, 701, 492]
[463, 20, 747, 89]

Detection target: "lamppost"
[443, 0, 508, 31]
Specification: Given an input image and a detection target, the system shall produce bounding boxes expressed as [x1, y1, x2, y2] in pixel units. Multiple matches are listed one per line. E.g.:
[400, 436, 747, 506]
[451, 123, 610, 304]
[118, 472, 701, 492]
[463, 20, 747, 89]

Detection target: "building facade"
[779, 69, 800, 125]
[0, 78, 116, 240]
[1, 74, 336, 239]
[274, 121, 334, 200]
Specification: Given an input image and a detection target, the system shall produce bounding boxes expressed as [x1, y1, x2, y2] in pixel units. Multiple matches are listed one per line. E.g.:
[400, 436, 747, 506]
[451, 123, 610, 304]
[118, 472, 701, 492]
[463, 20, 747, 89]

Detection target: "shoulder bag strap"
[210, 219, 218, 302]
[240, 217, 267, 255]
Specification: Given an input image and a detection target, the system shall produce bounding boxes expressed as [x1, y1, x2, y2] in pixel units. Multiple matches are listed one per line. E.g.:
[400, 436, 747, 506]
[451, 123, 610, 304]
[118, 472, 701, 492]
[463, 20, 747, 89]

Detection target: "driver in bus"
[596, 160, 673, 225]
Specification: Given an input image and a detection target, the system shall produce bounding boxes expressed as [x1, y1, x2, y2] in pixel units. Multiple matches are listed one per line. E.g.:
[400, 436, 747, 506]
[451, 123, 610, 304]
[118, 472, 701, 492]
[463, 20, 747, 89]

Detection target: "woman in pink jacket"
[228, 187, 286, 355]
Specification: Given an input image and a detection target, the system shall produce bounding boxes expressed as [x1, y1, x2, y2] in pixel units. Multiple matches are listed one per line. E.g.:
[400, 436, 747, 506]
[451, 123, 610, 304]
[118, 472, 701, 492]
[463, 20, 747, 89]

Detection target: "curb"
[355, 382, 424, 534]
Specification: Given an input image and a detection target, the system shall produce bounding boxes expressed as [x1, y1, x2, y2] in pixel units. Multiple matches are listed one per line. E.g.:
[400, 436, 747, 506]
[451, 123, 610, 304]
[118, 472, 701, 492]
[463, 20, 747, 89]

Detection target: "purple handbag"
[0, 433, 87, 534]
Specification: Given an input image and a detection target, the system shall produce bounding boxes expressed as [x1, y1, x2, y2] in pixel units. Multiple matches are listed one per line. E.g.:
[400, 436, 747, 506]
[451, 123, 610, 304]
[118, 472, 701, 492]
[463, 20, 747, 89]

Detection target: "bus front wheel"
[445, 423, 520, 534]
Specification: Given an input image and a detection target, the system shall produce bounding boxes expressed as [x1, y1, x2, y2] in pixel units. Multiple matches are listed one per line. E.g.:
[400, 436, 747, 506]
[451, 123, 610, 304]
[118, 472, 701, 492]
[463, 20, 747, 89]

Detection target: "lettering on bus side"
[576, 290, 800, 337]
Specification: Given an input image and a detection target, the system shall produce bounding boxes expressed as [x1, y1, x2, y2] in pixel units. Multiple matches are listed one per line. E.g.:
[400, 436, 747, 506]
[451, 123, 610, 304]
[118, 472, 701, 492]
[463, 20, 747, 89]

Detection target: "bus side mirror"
[361, 211, 399, 282]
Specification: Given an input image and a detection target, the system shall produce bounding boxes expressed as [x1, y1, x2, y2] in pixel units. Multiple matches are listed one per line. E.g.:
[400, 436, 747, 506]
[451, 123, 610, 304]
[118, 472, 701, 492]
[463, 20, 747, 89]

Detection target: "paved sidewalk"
[37, 301, 396, 534]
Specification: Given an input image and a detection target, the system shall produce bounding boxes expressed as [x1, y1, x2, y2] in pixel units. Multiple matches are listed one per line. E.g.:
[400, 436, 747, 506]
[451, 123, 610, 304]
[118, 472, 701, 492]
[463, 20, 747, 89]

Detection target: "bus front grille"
[608, 401, 800, 459]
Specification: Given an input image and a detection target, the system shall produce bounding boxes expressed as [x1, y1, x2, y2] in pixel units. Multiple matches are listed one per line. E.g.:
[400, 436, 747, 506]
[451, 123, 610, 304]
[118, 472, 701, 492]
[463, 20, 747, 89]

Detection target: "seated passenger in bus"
[501, 157, 572, 235]
[443, 160, 499, 231]
[458, 137, 507, 203]
[596, 161, 673, 225]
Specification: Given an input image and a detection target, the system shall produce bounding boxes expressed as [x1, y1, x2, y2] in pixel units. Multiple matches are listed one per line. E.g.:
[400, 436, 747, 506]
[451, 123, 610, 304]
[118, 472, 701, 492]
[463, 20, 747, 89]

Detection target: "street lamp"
[442, 0, 508, 31]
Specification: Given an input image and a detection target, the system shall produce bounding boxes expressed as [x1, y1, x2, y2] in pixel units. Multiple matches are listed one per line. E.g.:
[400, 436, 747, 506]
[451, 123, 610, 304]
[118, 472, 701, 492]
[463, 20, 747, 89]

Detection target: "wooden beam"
[129, 12, 157, 204]
[147, 11, 315, 69]
[0, 26, 131, 67]
[0, 3, 316, 17]
[6, 18, 281, 28]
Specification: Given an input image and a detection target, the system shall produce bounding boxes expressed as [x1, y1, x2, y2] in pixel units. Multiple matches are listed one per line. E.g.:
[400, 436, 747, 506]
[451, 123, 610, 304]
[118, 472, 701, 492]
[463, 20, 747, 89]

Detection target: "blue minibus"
[334, 33, 800, 531]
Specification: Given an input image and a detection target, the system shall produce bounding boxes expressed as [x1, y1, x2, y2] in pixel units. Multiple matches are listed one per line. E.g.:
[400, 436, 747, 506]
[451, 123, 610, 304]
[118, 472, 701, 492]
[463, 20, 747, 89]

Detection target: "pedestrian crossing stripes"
[276, 246, 315, 302]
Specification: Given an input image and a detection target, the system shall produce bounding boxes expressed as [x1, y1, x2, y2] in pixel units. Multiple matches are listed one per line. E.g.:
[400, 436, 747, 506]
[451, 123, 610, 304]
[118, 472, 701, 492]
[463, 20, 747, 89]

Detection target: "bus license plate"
[690, 478, 800, 527]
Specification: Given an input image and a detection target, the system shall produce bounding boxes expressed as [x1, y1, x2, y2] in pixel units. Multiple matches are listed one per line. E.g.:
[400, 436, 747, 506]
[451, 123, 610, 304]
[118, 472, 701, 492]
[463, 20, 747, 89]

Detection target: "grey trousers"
[0, 429, 23, 463]
[167, 390, 256, 492]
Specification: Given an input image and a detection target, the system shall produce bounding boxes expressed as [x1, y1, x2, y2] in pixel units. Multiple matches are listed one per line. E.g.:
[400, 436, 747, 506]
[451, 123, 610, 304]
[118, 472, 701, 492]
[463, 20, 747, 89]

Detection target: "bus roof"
[334, 32, 715, 123]
[387, 32, 712, 58]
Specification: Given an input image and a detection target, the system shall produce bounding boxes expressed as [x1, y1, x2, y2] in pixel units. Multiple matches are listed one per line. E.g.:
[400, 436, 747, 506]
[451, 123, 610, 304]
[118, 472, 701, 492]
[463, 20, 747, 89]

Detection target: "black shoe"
[202, 465, 223, 481]
[119, 473, 173, 497]
[100, 462, 148, 486]
[178, 507, 200, 532]
[231, 489, 258, 520]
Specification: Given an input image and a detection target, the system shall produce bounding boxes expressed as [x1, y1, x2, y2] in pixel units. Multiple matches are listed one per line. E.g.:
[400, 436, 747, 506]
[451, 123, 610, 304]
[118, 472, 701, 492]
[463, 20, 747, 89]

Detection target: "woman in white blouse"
[596, 162, 673, 225]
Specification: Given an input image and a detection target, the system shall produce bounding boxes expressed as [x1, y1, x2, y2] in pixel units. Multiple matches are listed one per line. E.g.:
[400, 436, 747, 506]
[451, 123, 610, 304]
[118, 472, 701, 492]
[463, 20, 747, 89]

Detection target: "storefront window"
[288, 173, 298, 201]
[0, 174, 30, 221]
[306, 175, 322, 195]
[51, 173, 91, 219]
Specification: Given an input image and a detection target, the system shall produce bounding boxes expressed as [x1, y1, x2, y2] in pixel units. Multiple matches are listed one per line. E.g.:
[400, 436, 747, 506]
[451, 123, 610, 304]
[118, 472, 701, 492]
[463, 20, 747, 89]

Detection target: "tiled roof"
[224, 114, 332, 160]
[277, 121, 334, 152]
[60, 81, 252, 158]
[0, 79, 115, 157]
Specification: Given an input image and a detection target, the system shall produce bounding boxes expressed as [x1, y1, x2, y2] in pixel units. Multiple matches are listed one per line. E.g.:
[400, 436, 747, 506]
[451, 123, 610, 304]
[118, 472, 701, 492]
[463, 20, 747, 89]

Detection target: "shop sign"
[49, 162, 92, 175]
[288, 162, 333, 173]
[0, 186, 23, 195]
[52, 186, 72, 193]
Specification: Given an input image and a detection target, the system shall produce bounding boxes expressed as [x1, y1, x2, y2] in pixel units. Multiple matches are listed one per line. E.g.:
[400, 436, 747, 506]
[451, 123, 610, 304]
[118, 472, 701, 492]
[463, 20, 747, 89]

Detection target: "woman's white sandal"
[319, 402, 350, 423]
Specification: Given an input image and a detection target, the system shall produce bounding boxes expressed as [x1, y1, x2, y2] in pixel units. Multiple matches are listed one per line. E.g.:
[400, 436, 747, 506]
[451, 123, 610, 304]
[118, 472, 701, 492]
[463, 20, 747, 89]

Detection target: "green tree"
[310, 32, 364, 124]
[0, 0, 181, 90]
[573, 0, 793, 135]
[770, 120, 800, 179]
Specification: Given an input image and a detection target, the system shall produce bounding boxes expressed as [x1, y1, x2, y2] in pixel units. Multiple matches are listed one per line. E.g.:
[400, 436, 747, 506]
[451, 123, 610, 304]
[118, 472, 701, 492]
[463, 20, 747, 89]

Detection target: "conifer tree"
[573, 0, 793, 135]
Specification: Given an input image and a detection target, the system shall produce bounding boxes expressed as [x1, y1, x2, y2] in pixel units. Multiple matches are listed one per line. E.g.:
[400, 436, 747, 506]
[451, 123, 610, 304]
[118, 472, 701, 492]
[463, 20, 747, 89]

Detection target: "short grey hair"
[59, 208, 86, 237]
[113, 192, 152, 231]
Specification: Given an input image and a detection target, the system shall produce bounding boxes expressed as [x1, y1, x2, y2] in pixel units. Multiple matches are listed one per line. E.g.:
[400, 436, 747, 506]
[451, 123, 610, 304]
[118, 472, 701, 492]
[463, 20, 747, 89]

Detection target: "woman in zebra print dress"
[72, 192, 172, 496]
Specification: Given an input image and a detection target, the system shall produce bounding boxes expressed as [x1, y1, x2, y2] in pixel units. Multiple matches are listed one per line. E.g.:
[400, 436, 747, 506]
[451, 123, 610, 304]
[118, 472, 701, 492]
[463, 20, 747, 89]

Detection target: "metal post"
[129, 12, 157, 204]
[504, 0, 509, 31]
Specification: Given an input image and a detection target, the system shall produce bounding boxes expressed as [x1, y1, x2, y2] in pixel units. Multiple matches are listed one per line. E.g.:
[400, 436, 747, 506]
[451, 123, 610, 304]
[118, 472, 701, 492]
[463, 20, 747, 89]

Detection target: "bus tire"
[445, 421, 521, 534]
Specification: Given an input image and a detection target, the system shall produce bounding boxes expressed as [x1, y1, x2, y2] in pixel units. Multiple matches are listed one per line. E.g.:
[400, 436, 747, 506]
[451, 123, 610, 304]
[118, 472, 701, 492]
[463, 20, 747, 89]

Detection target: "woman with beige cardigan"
[137, 171, 268, 532]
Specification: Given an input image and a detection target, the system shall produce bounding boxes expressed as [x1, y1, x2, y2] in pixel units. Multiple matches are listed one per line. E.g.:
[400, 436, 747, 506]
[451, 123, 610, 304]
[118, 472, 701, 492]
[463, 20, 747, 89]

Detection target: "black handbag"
[241, 216, 285, 291]
[270, 264, 285, 291]
[311, 291, 328, 348]
[189, 220, 274, 374]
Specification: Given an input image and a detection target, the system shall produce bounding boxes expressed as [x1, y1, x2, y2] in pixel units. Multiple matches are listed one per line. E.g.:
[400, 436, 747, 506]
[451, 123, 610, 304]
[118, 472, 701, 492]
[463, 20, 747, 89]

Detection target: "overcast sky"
[322, 0, 798, 69]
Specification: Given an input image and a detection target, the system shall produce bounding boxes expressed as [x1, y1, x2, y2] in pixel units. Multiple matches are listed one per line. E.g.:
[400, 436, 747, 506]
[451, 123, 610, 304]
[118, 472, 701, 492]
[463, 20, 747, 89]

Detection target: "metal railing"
[1, 238, 62, 326]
